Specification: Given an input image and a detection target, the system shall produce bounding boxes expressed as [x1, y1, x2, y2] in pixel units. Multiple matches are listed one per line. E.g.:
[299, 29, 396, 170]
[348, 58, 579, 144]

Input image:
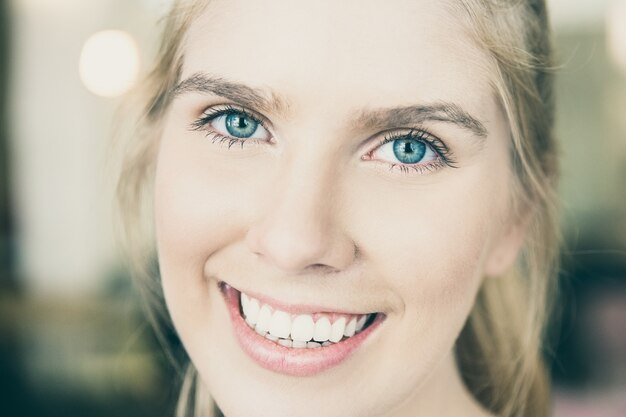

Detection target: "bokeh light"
[79, 30, 140, 98]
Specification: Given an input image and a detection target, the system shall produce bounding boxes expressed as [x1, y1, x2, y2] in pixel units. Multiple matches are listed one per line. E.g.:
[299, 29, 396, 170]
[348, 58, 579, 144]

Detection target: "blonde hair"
[116, 1, 560, 416]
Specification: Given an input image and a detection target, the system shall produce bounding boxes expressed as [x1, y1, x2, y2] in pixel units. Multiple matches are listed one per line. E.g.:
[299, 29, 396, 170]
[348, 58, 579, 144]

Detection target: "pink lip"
[220, 282, 385, 377]
[234, 286, 365, 315]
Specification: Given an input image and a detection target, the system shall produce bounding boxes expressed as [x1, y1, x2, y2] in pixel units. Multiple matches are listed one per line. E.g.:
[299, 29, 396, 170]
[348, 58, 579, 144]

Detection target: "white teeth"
[291, 315, 315, 342]
[355, 315, 367, 332]
[313, 317, 332, 342]
[245, 298, 260, 327]
[255, 305, 273, 334]
[278, 338, 292, 348]
[329, 317, 346, 343]
[344, 317, 357, 337]
[241, 292, 250, 314]
[268, 310, 292, 339]
[239, 291, 376, 348]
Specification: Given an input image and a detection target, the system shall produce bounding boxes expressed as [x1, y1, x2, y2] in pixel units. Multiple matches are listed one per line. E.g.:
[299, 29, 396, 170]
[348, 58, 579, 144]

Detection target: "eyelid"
[190, 103, 274, 133]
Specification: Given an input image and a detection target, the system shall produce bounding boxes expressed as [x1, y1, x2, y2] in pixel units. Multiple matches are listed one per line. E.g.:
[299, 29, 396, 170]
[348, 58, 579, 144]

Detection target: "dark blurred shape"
[0, 295, 182, 417]
[0, 0, 16, 294]
[552, 241, 626, 387]
[550, 231, 626, 417]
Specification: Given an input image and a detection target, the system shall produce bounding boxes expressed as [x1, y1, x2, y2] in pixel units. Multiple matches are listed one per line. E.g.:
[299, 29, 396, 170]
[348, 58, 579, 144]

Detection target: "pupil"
[392, 139, 426, 164]
[225, 112, 258, 138]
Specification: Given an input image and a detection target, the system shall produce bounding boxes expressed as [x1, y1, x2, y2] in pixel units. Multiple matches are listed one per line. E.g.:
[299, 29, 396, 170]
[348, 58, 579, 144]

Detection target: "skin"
[154, 0, 526, 416]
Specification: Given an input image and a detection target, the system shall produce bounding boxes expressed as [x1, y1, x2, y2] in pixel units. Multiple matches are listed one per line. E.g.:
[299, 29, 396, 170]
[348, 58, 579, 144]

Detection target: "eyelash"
[190, 106, 457, 174]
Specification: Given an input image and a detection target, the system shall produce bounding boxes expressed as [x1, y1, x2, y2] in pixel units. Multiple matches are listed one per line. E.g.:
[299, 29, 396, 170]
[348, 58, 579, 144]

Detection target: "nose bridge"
[245, 151, 354, 273]
[279, 164, 330, 226]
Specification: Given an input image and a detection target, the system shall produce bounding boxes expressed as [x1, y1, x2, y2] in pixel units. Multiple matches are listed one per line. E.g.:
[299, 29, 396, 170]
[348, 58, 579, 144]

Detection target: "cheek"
[153, 128, 269, 336]
[345, 161, 509, 335]
[154, 119, 273, 262]
[328, 163, 510, 413]
[349, 174, 498, 298]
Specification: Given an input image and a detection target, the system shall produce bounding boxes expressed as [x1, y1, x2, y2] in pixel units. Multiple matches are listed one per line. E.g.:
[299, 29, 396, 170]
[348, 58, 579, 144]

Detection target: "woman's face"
[154, 0, 521, 416]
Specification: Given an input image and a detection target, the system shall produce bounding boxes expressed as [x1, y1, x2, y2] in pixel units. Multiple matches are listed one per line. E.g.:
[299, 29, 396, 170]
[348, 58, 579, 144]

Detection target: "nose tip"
[245, 207, 356, 274]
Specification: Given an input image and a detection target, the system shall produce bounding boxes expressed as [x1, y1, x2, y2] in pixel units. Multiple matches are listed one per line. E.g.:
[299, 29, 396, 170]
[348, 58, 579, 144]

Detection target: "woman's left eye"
[373, 137, 437, 165]
[365, 129, 455, 175]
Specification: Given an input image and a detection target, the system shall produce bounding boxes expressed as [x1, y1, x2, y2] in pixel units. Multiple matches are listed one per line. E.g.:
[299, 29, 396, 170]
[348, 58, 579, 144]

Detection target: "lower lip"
[220, 282, 385, 377]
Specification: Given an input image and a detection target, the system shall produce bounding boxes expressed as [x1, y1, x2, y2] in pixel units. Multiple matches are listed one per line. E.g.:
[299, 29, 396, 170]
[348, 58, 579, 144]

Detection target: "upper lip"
[221, 281, 379, 316]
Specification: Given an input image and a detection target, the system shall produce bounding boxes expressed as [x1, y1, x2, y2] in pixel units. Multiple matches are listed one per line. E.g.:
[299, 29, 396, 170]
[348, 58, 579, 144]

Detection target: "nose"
[245, 163, 356, 274]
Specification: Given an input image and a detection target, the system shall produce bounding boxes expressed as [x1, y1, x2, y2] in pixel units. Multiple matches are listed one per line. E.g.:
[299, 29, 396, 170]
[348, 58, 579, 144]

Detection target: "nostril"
[307, 263, 337, 273]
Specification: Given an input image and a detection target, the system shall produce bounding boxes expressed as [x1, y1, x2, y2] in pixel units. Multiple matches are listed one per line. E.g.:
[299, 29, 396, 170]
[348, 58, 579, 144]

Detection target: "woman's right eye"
[211, 111, 270, 140]
[191, 108, 271, 145]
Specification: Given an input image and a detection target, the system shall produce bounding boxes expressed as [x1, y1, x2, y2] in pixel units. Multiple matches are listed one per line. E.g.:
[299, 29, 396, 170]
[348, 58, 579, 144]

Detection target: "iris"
[225, 112, 258, 138]
[392, 139, 426, 164]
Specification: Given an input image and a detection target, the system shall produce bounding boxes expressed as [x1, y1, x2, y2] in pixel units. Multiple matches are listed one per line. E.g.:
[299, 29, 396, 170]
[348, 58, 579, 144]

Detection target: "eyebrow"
[354, 103, 488, 138]
[172, 73, 488, 138]
[172, 72, 288, 114]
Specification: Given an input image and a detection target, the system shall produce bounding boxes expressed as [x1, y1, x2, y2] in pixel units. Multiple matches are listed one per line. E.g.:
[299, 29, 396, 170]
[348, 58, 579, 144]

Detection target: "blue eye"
[373, 136, 436, 165]
[392, 139, 426, 164]
[203, 109, 270, 141]
[224, 112, 259, 138]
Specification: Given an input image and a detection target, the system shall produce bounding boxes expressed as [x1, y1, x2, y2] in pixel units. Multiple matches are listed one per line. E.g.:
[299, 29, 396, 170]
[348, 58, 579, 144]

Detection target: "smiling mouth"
[218, 281, 385, 376]
[237, 287, 379, 348]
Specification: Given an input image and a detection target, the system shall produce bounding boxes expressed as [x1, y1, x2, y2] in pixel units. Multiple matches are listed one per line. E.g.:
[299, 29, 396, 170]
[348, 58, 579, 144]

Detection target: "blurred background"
[0, 0, 624, 416]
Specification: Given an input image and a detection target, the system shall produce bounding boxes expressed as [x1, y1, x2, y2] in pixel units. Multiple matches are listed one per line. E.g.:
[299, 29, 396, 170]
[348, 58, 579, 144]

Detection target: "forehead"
[182, 0, 493, 115]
